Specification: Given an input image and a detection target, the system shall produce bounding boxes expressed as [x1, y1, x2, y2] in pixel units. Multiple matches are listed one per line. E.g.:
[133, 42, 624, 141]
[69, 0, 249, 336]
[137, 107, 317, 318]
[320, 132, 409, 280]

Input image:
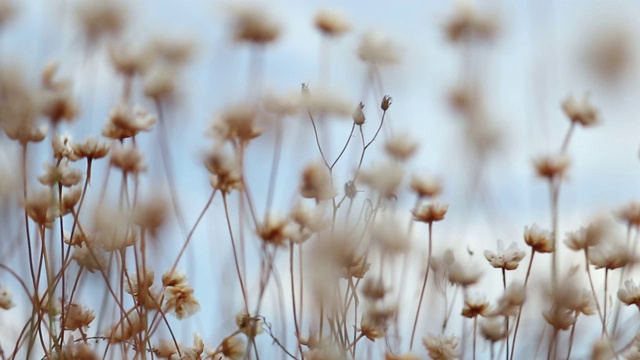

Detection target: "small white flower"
[484, 239, 526, 270]
[618, 279, 640, 308]
[562, 93, 599, 127]
[422, 334, 459, 360]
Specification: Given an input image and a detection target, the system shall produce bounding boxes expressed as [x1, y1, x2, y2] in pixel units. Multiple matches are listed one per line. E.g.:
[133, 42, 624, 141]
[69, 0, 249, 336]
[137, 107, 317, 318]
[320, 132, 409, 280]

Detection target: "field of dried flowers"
[1, 1, 640, 359]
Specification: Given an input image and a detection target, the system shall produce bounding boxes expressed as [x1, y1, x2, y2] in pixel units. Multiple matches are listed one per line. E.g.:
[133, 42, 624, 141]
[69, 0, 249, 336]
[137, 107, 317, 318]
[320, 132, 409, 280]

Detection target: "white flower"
[422, 334, 459, 360]
[562, 93, 599, 127]
[358, 30, 400, 65]
[523, 224, 553, 253]
[358, 160, 404, 198]
[618, 279, 640, 308]
[484, 240, 526, 270]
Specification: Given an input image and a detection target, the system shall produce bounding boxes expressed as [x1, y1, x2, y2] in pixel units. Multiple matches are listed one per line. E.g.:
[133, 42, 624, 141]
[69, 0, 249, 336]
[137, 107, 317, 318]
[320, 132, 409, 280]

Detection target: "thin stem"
[510, 251, 535, 360]
[222, 193, 250, 314]
[289, 243, 304, 359]
[566, 314, 578, 360]
[409, 221, 433, 350]
[502, 268, 509, 360]
[604, 268, 609, 335]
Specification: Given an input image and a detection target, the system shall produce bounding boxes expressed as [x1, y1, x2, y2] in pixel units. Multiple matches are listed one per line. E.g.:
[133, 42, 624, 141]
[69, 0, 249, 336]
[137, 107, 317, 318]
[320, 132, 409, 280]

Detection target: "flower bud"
[352, 102, 365, 125]
[381, 95, 392, 111]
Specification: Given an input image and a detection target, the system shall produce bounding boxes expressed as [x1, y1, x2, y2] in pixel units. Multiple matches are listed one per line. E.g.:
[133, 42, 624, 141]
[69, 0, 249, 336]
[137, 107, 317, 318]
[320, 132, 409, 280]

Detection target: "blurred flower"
[208, 103, 261, 143]
[533, 154, 571, 180]
[75, 0, 127, 42]
[236, 312, 263, 338]
[385, 132, 418, 161]
[0, 285, 13, 310]
[461, 295, 490, 318]
[618, 279, 640, 308]
[110, 144, 147, 174]
[588, 242, 633, 270]
[422, 334, 459, 360]
[229, 4, 281, 44]
[562, 93, 599, 127]
[164, 284, 199, 320]
[412, 202, 448, 223]
[315, 8, 350, 37]
[72, 136, 110, 160]
[410, 174, 442, 198]
[23, 188, 58, 228]
[359, 160, 405, 198]
[212, 336, 245, 360]
[484, 240, 526, 270]
[38, 160, 83, 188]
[543, 308, 576, 331]
[479, 318, 507, 343]
[62, 303, 95, 331]
[358, 30, 400, 66]
[103, 103, 156, 140]
[352, 102, 365, 125]
[615, 201, 640, 228]
[524, 224, 554, 253]
[490, 282, 526, 317]
[299, 161, 335, 201]
[444, 2, 498, 43]
[448, 261, 482, 287]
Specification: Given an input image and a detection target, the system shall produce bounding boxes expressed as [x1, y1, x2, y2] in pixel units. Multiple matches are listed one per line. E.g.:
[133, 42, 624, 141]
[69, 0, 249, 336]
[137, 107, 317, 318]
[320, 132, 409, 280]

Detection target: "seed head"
[381, 95, 392, 111]
[352, 102, 365, 125]
[422, 334, 459, 360]
[314, 8, 350, 36]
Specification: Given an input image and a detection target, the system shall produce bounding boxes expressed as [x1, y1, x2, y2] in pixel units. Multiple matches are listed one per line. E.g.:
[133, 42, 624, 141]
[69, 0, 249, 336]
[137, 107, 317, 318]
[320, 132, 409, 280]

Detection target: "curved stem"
[409, 221, 433, 350]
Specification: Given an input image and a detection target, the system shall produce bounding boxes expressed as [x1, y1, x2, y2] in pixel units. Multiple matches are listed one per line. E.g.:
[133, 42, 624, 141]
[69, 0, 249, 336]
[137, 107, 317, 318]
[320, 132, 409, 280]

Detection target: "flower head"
[314, 8, 350, 36]
[385, 132, 418, 161]
[410, 174, 442, 198]
[533, 154, 571, 180]
[524, 224, 554, 253]
[358, 30, 400, 65]
[484, 240, 526, 270]
[0, 285, 13, 310]
[618, 279, 640, 308]
[229, 4, 281, 44]
[422, 334, 459, 360]
[562, 93, 599, 127]
[412, 202, 448, 223]
[615, 201, 640, 228]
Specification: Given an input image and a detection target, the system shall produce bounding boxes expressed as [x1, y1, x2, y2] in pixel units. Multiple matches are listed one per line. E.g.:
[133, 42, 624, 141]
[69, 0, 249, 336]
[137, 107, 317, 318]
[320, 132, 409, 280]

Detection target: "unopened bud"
[352, 102, 365, 125]
[301, 83, 310, 98]
[345, 180, 357, 199]
[381, 95, 392, 111]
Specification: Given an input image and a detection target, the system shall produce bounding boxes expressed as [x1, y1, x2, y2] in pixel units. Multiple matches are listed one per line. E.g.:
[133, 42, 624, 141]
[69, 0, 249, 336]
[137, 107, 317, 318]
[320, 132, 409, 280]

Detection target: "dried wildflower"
[290, 201, 328, 233]
[39, 62, 78, 124]
[370, 213, 411, 254]
[448, 83, 477, 114]
[562, 93, 599, 127]
[0, 67, 48, 145]
[58, 336, 99, 360]
[583, 25, 633, 83]
[412, 202, 449, 223]
[52, 132, 79, 161]
[461, 295, 490, 318]
[0, 285, 13, 310]
[422, 334, 459, 360]
[125, 267, 155, 295]
[142, 62, 178, 99]
[542, 308, 576, 331]
[208, 103, 261, 143]
[37, 161, 83, 187]
[93, 205, 137, 251]
[565, 226, 596, 251]
[358, 30, 400, 65]
[385, 132, 418, 161]
[358, 160, 404, 198]
[62, 303, 95, 331]
[153, 339, 179, 359]
[263, 91, 301, 117]
[162, 269, 188, 288]
[490, 282, 526, 317]
[615, 201, 640, 228]
[110, 144, 147, 174]
[315, 8, 350, 36]
[618, 279, 640, 308]
[148, 35, 195, 66]
[181, 333, 204, 360]
[381, 95, 392, 111]
[109, 42, 147, 77]
[359, 305, 396, 341]
[300, 161, 336, 201]
[164, 284, 200, 320]
[303, 346, 347, 360]
[588, 242, 633, 270]
[361, 278, 388, 301]
[103, 103, 157, 140]
[303, 86, 354, 118]
[134, 195, 168, 237]
[444, 2, 497, 43]
[480, 318, 507, 342]
[204, 145, 243, 194]
[533, 154, 571, 180]
[72, 241, 107, 273]
[523, 223, 554, 253]
[484, 240, 526, 270]
[229, 4, 281, 44]
[561, 287, 596, 316]
[72, 136, 109, 160]
[258, 212, 292, 246]
[410, 174, 442, 198]
[448, 261, 482, 287]
[236, 312, 263, 338]
[75, 0, 126, 42]
[352, 102, 365, 125]
[23, 188, 58, 227]
[106, 310, 145, 343]
[212, 336, 245, 360]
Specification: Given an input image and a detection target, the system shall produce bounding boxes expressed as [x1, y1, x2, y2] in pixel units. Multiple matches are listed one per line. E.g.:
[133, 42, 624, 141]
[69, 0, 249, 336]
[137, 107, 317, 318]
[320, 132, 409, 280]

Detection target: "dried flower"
[58, 337, 98, 360]
[615, 201, 640, 228]
[479, 318, 507, 343]
[72, 239, 107, 273]
[359, 305, 396, 341]
[314, 8, 350, 36]
[352, 102, 365, 125]
[385, 132, 418, 161]
[412, 202, 449, 223]
[448, 261, 482, 287]
[381, 95, 392, 111]
[461, 295, 490, 318]
[358, 160, 404, 198]
[422, 334, 459, 360]
[110, 144, 147, 174]
[142, 62, 178, 99]
[444, 2, 497, 43]
[300, 161, 336, 201]
[39, 62, 78, 124]
[533, 154, 571, 180]
[62, 303, 95, 331]
[619, 279, 640, 308]
[290, 201, 328, 233]
[181, 333, 204, 360]
[37, 161, 83, 188]
[490, 282, 526, 317]
[72, 136, 110, 160]
[484, 240, 526, 270]
[162, 269, 188, 288]
[523, 224, 554, 253]
[208, 103, 261, 143]
[562, 93, 599, 127]
[164, 284, 200, 320]
[543, 308, 576, 331]
[212, 336, 245, 360]
[108, 42, 147, 77]
[153, 339, 179, 359]
[385, 353, 421, 360]
[0, 285, 13, 310]
[236, 312, 263, 338]
[0, 67, 48, 144]
[75, 0, 126, 42]
[258, 212, 292, 247]
[303, 86, 354, 118]
[229, 4, 281, 44]
[23, 188, 58, 228]
[134, 194, 168, 237]
[263, 91, 301, 117]
[103, 103, 157, 140]
[358, 30, 400, 65]
[588, 242, 633, 270]
[106, 310, 145, 343]
[410, 174, 442, 198]
[370, 213, 411, 254]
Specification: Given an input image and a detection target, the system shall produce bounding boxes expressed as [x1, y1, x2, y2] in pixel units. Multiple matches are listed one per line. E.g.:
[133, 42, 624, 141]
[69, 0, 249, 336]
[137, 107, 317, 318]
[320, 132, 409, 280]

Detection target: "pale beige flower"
[303, 86, 354, 118]
[444, 2, 497, 43]
[263, 91, 301, 117]
[93, 205, 137, 251]
[384, 352, 421, 360]
[23, 188, 58, 228]
[618, 279, 640, 308]
[134, 194, 168, 237]
[461, 295, 490, 318]
[359, 305, 396, 341]
[108, 42, 147, 77]
[562, 93, 599, 127]
[229, 4, 281, 44]
[290, 201, 328, 233]
[72, 135, 110, 160]
[523, 223, 554, 253]
[352, 102, 365, 125]
[72, 240, 107, 273]
[480, 318, 507, 343]
[257, 212, 292, 247]
[410, 174, 442, 198]
[543, 308, 576, 330]
[164, 284, 200, 320]
[110, 144, 147, 174]
[153, 339, 180, 359]
[162, 269, 188, 288]
[58, 337, 99, 360]
[422, 334, 459, 360]
[0, 67, 48, 145]
[564, 226, 596, 251]
[588, 242, 633, 270]
[212, 336, 245, 360]
[106, 310, 145, 343]
[370, 212, 411, 254]
[314, 8, 350, 36]
[358, 30, 400, 65]
[75, 0, 126, 41]
[0, 285, 13, 310]
[62, 303, 95, 331]
[52, 132, 79, 161]
[484, 240, 526, 270]
[236, 311, 263, 338]
[181, 333, 204, 360]
[208, 103, 261, 143]
[142, 62, 178, 99]
[412, 202, 449, 223]
[204, 145, 243, 194]
[103, 103, 157, 140]
[385, 132, 418, 161]
[615, 201, 640, 228]
[533, 154, 571, 180]
[37, 160, 83, 187]
[300, 161, 336, 201]
[448, 261, 482, 287]
[39, 62, 77, 124]
[358, 160, 404, 198]
[490, 282, 526, 317]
